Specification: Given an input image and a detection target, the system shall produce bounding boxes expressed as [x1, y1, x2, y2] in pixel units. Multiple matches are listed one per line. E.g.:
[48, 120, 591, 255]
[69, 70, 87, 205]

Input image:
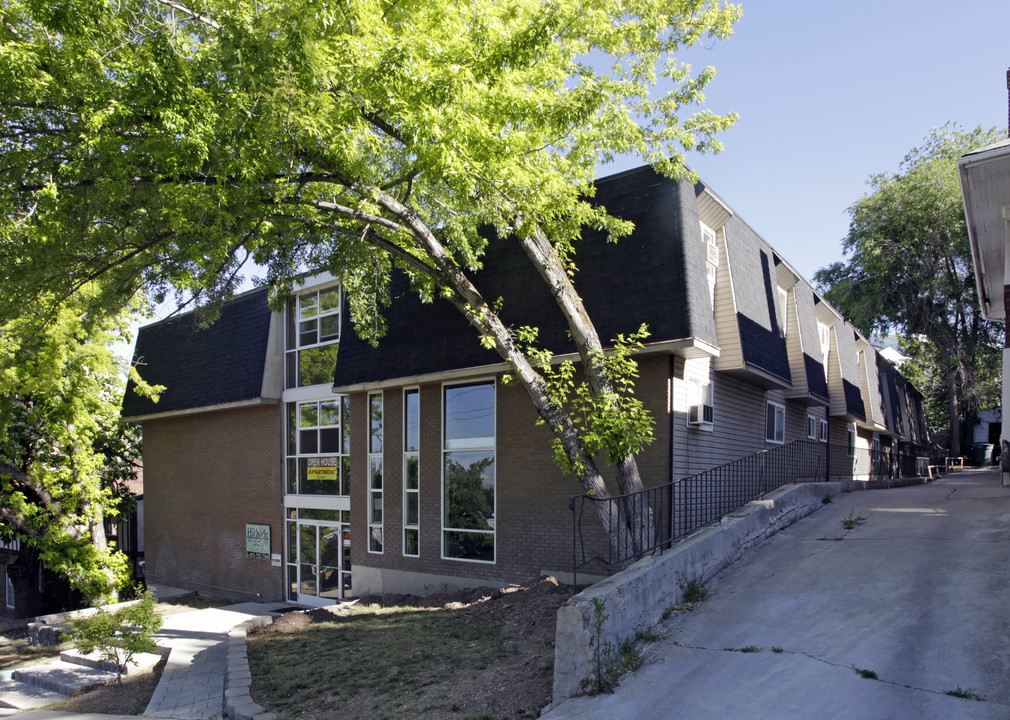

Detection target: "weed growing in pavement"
[771, 647, 784, 653]
[852, 665, 878, 680]
[946, 686, 986, 701]
[822, 493, 834, 504]
[581, 599, 659, 695]
[633, 627, 664, 644]
[738, 645, 761, 653]
[841, 510, 867, 531]
[678, 574, 709, 604]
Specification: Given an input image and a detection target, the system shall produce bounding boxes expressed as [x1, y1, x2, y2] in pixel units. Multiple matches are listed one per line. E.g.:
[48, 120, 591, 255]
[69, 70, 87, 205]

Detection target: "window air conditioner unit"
[706, 240, 719, 265]
[688, 403, 714, 425]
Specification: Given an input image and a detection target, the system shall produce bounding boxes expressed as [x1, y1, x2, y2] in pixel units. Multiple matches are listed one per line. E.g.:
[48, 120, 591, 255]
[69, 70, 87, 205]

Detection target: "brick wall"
[141, 403, 285, 602]
[351, 354, 674, 593]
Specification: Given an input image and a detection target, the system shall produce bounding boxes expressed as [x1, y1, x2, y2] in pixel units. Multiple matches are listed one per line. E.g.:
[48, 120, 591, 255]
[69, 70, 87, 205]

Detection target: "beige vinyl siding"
[828, 323, 863, 417]
[858, 346, 887, 429]
[673, 357, 770, 478]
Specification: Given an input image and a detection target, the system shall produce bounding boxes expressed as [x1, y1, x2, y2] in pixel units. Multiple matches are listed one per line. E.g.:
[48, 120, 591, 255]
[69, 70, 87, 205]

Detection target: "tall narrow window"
[443, 381, 495, 562]
[765, 401, 785, 444]
[285, 285, 341, 388]
[777, 286, 789, 335]
[5, 573, 13, 610]
[701, 223, 718, 304]
[403, 389, 420, 557]
[368, 393, 383, 553]
[847, 425, 856, 457]
[818, 321, 831, 378]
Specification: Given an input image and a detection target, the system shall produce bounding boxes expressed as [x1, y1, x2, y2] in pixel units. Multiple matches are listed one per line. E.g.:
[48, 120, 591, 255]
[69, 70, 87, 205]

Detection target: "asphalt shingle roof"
[122, 289, 273, 417]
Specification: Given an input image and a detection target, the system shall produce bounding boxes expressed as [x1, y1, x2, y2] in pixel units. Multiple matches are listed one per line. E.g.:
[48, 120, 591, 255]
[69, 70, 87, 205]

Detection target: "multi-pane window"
[443, 381, 495, 562]
[807, 415, 818, 440]
[403, 389, 420, 557]
[368, 393, 384, 553]
[285, 286, 341, 388]
[286, 398, 350, 495]
[765, 401, 785, 444]
[819, 419, 829, 443]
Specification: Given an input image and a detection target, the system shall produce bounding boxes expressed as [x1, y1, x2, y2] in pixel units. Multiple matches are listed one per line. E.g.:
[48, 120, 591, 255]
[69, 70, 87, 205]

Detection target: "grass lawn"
[249, 604, 513, 719]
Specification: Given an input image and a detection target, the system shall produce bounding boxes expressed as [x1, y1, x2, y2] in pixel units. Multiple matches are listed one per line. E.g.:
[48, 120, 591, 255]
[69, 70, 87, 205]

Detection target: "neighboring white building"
[959, 137, 1010, 485]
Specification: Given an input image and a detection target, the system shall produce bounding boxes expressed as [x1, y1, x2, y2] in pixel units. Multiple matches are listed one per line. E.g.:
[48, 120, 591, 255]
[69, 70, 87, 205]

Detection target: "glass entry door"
[287, 513, 351, 605]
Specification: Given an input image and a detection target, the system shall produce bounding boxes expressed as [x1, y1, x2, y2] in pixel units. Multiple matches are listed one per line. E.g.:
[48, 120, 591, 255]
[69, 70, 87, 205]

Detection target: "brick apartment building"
[122, 165, 928, 605]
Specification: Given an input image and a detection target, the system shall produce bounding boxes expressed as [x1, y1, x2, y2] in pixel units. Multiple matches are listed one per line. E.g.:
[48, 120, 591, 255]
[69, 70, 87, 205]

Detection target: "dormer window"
[777, 286, 788, 335]
[701, 223, 718, 304]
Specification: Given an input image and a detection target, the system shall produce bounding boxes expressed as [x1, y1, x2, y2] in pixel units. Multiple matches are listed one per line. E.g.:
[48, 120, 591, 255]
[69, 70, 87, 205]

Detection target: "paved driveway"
[544, 468, 1010, 720]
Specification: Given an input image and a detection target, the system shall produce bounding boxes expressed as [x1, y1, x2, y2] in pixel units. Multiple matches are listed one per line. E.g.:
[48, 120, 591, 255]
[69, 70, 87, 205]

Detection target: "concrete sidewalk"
[543, 467, 1010, 720]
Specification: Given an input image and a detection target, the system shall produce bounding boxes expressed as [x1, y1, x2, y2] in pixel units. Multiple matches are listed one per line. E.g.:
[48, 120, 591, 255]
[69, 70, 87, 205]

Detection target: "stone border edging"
[550, 477, 928, 704]
[224, 615, 276, 720]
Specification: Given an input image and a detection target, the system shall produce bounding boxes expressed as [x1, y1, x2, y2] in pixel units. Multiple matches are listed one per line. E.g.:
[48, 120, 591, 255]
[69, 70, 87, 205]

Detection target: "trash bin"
[973, 443, 994, 466]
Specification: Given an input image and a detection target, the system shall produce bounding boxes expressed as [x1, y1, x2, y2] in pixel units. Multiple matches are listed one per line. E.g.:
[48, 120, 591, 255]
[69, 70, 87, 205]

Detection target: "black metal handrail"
[570, 440, 928, 584]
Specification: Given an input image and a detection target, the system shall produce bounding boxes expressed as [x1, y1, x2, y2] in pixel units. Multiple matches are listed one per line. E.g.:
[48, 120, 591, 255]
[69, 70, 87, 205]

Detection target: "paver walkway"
[143, 603, 285, 719]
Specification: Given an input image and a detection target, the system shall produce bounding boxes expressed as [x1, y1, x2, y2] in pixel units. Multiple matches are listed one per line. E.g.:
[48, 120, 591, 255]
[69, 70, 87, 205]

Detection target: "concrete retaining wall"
[551, 477, 926, 704]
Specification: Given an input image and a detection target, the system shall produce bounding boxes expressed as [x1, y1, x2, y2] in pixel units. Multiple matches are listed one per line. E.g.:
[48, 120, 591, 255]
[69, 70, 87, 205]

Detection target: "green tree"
[815, 124, 1004, 456]
[0, 0, 739, 547]
[0, 293, 143, 612]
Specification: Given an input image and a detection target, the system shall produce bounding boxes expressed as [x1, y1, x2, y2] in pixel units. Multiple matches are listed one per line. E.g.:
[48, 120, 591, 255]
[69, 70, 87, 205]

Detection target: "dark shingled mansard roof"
[333, 165, 715, 387]
[122, 288, 273, 418]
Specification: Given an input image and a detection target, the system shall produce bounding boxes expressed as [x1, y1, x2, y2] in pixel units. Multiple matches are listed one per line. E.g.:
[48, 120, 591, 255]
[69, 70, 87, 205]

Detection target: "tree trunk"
[516, 228, 653, 549]
[946, 363, 961, 458]
[371, 189, 644, 553]
[7, 545, 41, 619]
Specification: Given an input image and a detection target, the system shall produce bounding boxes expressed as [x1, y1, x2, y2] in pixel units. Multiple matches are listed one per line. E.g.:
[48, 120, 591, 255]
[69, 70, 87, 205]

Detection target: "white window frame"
[777, 286, 789, 334]
[819, 419, 829, 443]
[442, 379, 496, 564]
[368, 392, 384, 554]
[403, 388, 420, 558]
[701, 222, 718, 304]
[5, 572, 13, 610]
[285, 282, 342, 390]
[806, 415, 818, 440]
[766, 401, 786, 444]
[686, 375, 714, 430]
[286, 397, 350, 497]
[818, 321, 831, 367]
[847, 424, 856, 457]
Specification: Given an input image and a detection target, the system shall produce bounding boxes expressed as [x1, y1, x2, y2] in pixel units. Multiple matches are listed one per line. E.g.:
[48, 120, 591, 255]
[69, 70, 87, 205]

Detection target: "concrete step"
[12, 657, 116, 695]
[0, 677, 68, 710]
[59, 648, 163, 674]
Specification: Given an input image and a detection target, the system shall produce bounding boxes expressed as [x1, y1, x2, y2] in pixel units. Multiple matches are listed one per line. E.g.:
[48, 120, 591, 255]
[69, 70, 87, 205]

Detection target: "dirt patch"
[249, 576, 576, 719]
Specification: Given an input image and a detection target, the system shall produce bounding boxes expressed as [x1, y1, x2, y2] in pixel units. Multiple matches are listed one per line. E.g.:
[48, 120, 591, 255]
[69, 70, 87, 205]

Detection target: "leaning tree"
[1, 0, 740, 548]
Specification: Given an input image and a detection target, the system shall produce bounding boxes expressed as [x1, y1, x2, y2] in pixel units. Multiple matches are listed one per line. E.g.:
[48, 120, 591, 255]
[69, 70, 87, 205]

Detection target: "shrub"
[71, 588, 163, 684]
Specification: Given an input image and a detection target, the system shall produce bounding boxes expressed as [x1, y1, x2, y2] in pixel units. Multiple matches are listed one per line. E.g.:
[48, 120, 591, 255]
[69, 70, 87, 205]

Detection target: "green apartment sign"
[246, 524, 271, 560]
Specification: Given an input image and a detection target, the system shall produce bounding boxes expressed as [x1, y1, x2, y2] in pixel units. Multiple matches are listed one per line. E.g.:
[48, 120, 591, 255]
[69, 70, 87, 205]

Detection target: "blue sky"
[604, 0, 1010, 286]
[129, 0, 1010, 350]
